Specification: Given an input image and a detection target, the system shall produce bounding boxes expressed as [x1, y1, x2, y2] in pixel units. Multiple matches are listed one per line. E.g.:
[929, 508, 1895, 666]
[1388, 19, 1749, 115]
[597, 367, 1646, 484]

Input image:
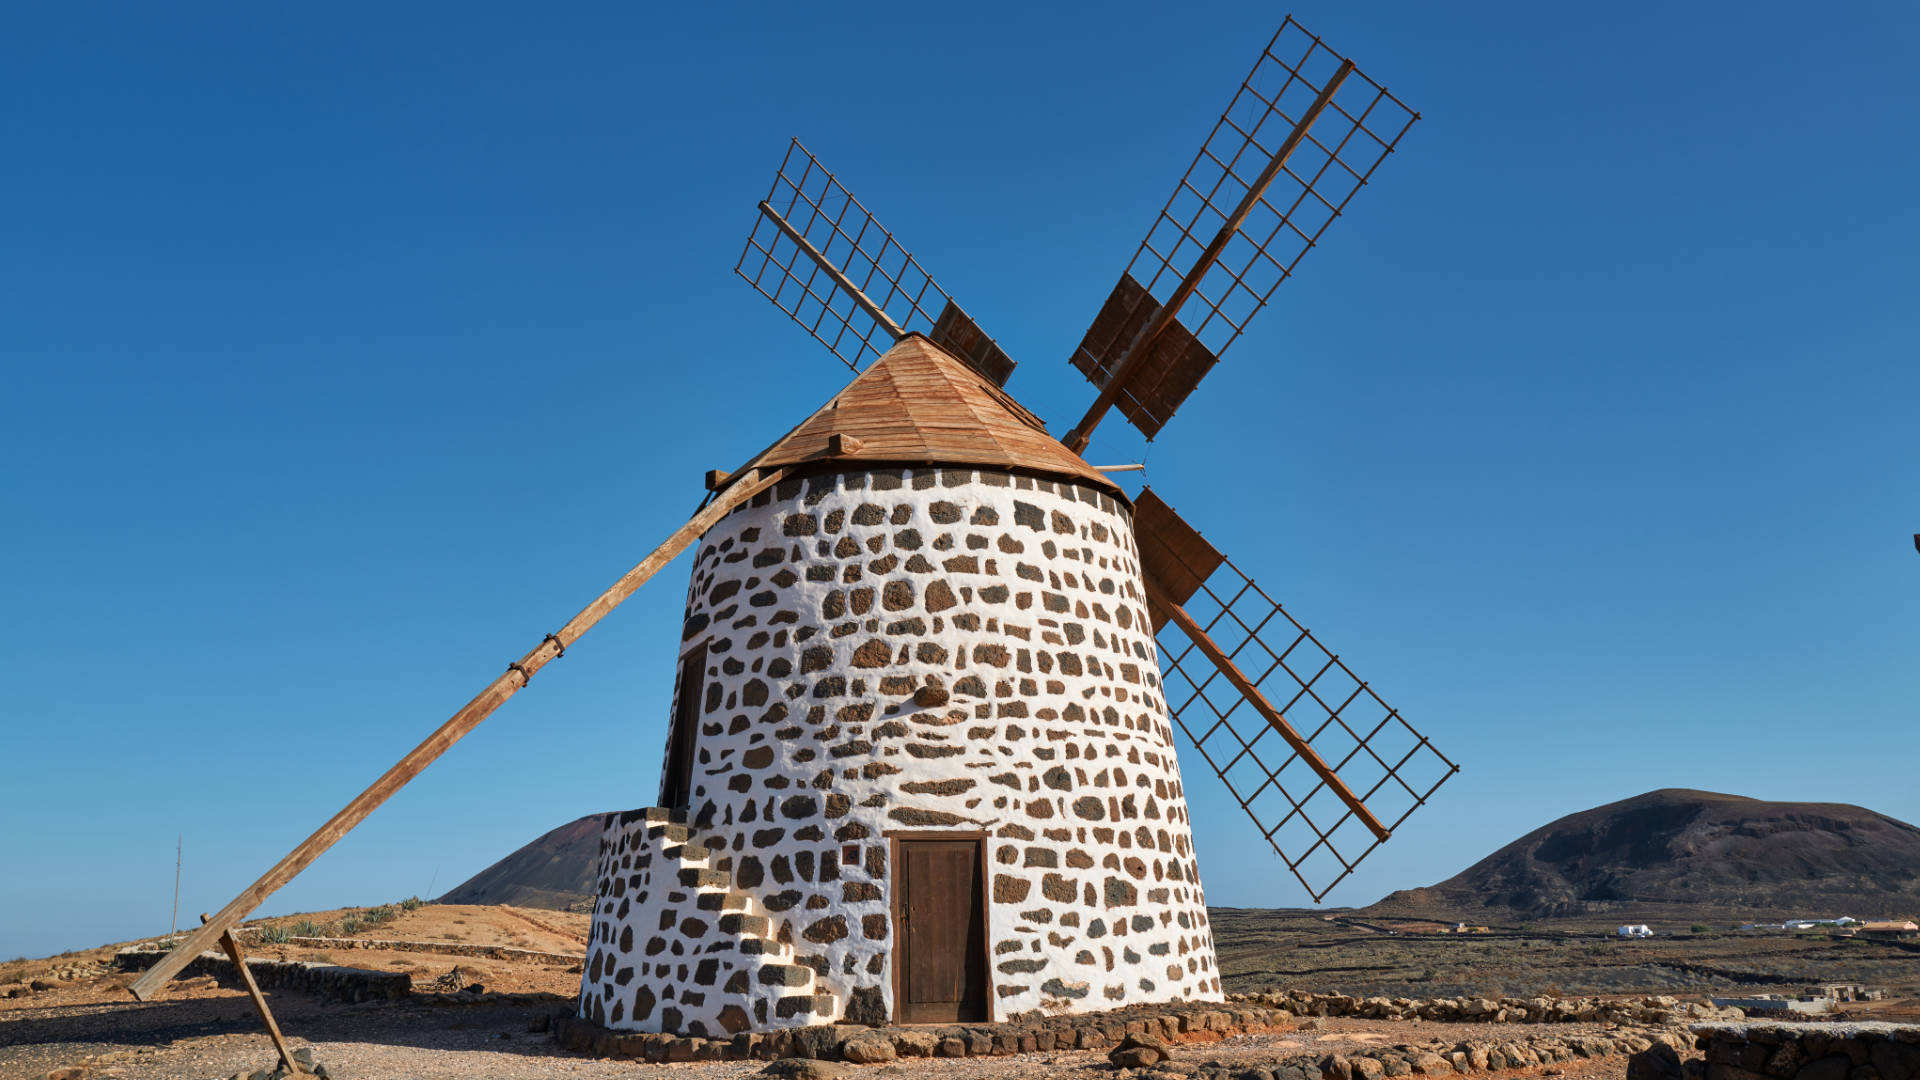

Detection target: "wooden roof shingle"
[733, 334, 1122, 495]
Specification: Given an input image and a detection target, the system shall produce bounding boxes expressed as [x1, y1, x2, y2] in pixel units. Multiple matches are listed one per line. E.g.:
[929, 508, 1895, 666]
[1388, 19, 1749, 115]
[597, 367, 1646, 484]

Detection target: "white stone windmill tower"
[128, 14, 1457, 1050]
[573, 17, 1457, 1036]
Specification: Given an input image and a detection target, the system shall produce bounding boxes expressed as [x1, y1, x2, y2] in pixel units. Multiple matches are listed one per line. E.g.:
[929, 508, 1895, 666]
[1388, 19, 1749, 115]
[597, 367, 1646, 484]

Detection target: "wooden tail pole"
[129, 466, 790, 1001]
[1063, 59, 1356, 455]
[1149, 584, 1391, 843]
[203, 913, 304, 1075]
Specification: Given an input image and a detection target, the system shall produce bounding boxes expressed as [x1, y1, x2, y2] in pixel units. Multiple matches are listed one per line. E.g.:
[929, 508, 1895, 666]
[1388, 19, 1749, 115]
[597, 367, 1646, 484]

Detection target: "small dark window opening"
[660, 642, 707, 811]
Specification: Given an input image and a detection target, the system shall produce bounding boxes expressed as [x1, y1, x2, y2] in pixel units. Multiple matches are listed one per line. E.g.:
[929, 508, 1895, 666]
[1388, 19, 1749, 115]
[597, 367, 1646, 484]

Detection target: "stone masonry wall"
[113, 948, 411, 1003]
[582, 466, 1220, 1033]
[1692, 1021, 1920, 1080]
[580, 808, 830, 1036]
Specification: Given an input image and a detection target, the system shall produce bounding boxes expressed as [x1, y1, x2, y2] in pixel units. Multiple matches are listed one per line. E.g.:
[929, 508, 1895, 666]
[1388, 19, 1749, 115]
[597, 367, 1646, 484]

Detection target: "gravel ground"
[0, 992, 1654, 1080]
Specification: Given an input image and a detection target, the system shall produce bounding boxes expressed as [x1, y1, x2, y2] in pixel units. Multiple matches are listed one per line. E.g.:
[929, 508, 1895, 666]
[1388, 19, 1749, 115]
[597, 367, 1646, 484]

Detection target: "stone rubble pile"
[1316, 1028, 1697, 1080]
[1, 960, 111, 998]
[1238, 990, 1745, 1027]
[216, 1046, 335, 1080]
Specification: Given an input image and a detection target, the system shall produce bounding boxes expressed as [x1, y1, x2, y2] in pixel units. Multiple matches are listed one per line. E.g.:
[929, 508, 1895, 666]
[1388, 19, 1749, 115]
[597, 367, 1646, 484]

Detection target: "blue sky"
[3, 1, 1915, 960]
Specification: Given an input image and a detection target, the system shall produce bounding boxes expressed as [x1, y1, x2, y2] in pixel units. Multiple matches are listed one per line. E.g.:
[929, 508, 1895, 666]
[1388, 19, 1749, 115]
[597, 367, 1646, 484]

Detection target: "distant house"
[1711, 994, 1832, 1015]
[1618, 924, 1654, 938]
[1784, 917, 1858, 931]
[1860, 921, 1920, 942]
[1816, 983, 1884, 1003]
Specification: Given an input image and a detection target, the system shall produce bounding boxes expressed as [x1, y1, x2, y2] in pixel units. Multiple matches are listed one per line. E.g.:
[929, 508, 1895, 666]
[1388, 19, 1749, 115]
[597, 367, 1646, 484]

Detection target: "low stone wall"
[1242, 989, 1743, 1027]
[112, 948, 411, 1003]
[1326, 1028, 1695, 1080]
[1693, 1021, 1920, 1080]
[231, 930, 581, 966]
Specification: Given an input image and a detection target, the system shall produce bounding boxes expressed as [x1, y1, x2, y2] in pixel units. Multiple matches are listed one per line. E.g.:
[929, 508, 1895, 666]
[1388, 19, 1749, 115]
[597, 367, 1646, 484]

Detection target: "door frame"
[659, 638, 708, 811]
[886, 829, 992, 1024]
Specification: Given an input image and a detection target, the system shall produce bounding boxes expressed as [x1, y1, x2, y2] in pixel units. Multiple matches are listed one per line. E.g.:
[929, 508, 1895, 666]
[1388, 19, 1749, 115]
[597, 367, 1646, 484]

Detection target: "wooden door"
[893, 836, 987, 1023]
[659, 644, 705, 811]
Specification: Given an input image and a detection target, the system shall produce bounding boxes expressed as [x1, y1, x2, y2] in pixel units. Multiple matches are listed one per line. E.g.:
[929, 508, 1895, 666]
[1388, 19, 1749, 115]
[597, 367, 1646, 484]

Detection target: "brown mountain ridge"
[438, 812, 606, 912]
[441, 790, 1920, 924]
[1368, 788, 1920, 924]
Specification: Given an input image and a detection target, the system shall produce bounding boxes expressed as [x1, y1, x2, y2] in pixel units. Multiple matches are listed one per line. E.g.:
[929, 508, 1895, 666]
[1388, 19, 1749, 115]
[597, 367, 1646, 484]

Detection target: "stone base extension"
[551, 992, 1702, 1072]
[553, 998, 1298, 1063]
[579, 807, 836, 1036]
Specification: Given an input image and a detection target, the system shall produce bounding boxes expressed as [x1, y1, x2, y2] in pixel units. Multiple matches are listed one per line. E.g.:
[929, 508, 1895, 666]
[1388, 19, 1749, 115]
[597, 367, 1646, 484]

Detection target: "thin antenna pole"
[427, 866, 439, 903]
[171, 835, 181, 936]
[1063, 58, 1356, 454]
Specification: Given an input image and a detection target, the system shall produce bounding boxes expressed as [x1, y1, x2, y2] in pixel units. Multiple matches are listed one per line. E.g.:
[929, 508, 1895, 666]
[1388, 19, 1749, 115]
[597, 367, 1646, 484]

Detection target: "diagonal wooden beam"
[130, 466, 791, 1001]
[1148, 582, 1390, 842]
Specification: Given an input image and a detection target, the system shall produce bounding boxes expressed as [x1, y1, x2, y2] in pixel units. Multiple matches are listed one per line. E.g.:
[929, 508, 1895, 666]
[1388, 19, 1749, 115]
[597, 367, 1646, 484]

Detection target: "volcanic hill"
[1369, 789, 1920, 924]
[438, 812, 605, 912]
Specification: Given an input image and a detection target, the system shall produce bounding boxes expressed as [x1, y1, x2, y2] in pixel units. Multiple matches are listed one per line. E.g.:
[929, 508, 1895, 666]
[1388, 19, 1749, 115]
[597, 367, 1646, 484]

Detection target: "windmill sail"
[736, 138, 1015, 385]
[1066, 17, 1418, 446]
[1133, 489, 1457, 901]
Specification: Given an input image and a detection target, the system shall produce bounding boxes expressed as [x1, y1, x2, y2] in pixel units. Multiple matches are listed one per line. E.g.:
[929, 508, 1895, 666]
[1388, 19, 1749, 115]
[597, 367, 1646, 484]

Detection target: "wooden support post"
[1149, 585, 1391, 842]
[202, 913, 303, 1075]
[130, 466, 791, 1001]
[1063, 59, 1356, 455]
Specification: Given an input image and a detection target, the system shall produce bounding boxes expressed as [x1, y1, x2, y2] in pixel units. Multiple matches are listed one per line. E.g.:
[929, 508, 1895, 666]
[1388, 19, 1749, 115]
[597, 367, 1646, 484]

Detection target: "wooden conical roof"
[733, 334, 1121, 495]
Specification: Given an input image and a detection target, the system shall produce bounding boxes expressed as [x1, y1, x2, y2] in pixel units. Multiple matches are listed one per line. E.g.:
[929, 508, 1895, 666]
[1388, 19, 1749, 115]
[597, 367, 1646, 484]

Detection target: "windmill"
[129, 14, 1457, 1046]
[729, 15, 1455, 906]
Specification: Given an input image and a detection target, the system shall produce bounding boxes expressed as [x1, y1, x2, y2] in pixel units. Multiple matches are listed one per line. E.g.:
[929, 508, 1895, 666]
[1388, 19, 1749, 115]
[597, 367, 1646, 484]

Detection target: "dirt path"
[496, 906, 588, 949]
[2, 991, 1654, 1080]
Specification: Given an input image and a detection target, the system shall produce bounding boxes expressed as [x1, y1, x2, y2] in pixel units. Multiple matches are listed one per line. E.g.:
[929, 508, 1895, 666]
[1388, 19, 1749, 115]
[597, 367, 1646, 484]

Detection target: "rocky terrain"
[1367, 790, 1920, 924]
[6, 899, 1920, 1080]
[11, 789, 1920, 1077]
[1211, 910, 1920, 1001]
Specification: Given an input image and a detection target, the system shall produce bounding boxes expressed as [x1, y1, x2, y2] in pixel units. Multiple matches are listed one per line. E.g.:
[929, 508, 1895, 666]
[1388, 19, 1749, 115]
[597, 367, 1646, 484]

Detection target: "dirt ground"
[244, 903, 590, 958]
[1211, 909, 1920, 1000]
[0, 990, 1645, 1080]
[231, 904, 590, 997]
[6, 902, 1917, 1080]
